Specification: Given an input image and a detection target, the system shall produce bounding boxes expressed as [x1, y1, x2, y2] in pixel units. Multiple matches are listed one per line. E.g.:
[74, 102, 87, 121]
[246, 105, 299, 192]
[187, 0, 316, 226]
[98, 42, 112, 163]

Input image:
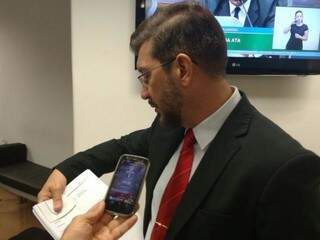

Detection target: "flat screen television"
[136, 0, 320, 75]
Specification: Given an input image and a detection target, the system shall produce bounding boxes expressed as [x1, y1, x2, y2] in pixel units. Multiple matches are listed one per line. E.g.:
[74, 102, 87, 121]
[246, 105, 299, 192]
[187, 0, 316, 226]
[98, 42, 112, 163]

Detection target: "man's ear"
[175, 53, 194, 87]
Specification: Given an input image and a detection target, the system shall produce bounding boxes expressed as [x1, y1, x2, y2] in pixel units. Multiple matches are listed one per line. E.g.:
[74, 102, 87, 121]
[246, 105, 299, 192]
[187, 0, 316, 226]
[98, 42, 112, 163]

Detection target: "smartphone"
[105, 154, 149, 216]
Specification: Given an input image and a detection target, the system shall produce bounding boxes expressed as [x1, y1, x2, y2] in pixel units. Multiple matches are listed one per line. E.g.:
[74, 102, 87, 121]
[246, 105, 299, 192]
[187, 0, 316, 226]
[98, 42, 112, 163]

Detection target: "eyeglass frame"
[137, 58, 176, 87]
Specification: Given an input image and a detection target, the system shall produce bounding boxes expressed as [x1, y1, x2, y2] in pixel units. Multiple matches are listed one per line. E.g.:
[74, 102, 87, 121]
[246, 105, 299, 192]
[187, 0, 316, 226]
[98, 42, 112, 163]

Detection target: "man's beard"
[154, 77, 183, 128]
[159, 104, 182, 128]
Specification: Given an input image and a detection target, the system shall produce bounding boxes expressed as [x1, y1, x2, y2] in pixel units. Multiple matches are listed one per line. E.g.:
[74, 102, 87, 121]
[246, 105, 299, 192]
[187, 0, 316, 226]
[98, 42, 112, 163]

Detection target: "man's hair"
[130, 3, 227, 77]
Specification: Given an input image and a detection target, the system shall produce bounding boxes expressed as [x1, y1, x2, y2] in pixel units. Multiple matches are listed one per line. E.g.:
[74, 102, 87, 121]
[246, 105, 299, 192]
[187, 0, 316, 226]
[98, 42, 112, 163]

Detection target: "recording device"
[105, 154, 149, 216]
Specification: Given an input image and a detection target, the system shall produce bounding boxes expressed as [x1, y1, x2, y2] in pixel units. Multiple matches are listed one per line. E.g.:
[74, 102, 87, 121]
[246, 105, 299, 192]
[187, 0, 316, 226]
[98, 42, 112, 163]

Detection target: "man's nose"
[140, 86, 150, 100]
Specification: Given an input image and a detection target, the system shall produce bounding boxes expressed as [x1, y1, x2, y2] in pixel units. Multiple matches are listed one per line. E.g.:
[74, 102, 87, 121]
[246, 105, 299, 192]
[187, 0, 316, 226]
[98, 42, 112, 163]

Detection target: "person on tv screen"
[284, 10, 309, 50]
[203, 0, 283, 27]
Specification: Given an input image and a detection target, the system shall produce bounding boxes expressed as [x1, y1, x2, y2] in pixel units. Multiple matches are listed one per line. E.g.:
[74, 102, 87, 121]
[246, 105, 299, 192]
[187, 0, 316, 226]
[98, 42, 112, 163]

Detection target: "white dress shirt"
[229, 0, 252, 27]
[145, 87, 242, 239]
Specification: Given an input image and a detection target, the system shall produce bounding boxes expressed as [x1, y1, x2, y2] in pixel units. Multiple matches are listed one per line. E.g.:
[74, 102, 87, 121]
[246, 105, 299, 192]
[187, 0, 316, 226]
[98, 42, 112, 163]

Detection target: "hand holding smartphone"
[105, 154, 149, 216]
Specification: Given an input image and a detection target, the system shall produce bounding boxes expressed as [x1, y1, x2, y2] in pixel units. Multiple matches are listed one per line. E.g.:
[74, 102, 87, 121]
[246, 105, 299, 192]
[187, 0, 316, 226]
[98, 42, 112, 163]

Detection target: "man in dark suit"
[34, 2, 319, 240]
[202, 0, 281, 27]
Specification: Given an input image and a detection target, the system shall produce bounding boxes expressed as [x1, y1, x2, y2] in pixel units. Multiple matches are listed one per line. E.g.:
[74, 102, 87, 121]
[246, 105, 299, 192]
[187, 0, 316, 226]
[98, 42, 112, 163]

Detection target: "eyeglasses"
[137, 58, 175, 87]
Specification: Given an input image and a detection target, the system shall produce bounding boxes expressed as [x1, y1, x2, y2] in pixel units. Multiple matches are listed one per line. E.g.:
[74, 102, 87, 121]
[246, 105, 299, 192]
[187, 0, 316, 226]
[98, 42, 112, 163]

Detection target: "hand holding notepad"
[33, 169, 108, 240]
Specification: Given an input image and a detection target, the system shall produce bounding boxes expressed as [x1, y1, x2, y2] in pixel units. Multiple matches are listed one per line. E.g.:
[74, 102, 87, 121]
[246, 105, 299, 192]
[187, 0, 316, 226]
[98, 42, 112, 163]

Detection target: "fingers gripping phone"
[105, 154, 149, 216]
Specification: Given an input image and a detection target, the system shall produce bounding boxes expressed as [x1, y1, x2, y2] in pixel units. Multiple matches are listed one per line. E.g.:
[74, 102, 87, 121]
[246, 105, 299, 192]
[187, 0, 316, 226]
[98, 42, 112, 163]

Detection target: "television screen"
[136, 0, 320, 75]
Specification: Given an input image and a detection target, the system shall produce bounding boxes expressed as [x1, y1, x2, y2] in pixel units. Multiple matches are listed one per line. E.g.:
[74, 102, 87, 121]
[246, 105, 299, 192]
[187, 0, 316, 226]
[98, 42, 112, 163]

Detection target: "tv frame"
[135, 0, 320, 75]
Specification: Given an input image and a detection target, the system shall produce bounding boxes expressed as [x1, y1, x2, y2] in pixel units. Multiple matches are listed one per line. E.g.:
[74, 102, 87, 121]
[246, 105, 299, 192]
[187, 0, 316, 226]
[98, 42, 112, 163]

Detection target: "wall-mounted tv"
[136, 0, 320, 75]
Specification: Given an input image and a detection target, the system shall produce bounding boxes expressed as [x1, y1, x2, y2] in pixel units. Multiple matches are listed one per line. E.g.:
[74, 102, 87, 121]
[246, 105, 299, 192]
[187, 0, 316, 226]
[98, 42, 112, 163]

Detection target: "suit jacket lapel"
[165, 95, 254, 240]
[246, 0, 259, 27]
[147, 126, 185, 192]
[144, 125, 185, 232]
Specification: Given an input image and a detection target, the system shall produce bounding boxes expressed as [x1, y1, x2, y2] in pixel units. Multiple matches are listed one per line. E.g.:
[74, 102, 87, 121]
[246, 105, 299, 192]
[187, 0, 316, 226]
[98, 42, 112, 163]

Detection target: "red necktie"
[150, 129, 195, 240]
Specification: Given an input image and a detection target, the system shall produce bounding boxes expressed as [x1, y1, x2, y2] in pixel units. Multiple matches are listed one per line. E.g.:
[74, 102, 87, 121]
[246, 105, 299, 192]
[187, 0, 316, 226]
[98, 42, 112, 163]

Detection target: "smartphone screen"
[105, 154, 149, 216]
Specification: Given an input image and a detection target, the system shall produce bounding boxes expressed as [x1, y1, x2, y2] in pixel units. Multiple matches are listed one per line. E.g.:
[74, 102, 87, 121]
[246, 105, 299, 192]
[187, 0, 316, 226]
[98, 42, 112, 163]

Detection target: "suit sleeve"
[256, 151, 320, 239]
[55, 118, 158, 183]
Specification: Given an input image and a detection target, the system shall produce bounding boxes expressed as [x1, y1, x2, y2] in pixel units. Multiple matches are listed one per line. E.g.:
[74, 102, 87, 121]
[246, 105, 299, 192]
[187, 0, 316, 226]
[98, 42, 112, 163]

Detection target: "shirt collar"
[192, 86, 241, 150]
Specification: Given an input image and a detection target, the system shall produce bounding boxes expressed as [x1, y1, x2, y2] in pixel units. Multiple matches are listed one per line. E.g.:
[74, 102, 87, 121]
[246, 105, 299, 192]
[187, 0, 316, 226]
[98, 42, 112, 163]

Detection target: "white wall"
[0, 0, 73, 167]
[71, 0, 155, 152]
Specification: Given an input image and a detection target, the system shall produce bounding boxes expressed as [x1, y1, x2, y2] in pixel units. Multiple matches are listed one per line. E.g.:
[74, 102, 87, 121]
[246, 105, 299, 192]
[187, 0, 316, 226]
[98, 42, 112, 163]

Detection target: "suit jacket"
[202, 0, 279, 27]
[56, 93, 320, 239]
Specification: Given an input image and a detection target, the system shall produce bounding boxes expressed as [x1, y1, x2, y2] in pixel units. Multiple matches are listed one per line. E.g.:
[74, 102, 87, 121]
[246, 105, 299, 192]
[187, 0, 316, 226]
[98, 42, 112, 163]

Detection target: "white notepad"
[33, 169, 108, 240]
